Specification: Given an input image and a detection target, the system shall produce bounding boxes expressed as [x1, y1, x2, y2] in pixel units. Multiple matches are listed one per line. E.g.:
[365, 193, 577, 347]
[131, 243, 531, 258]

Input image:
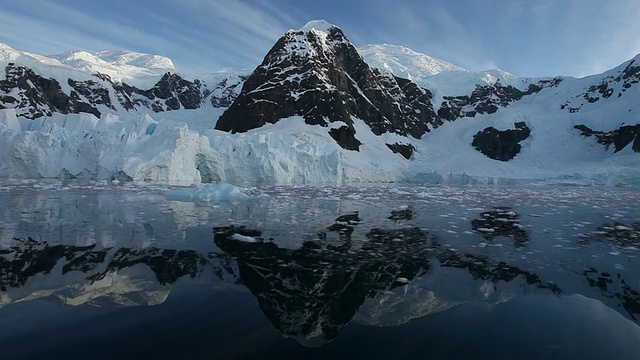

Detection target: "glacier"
[2, 98, 638, 186]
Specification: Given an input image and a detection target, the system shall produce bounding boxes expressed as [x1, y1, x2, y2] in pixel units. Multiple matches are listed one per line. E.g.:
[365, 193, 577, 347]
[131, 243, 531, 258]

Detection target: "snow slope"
[1, 42, 176, 88]
[359, 44, 465, 79]
[50, 49, 176, 88]
[359, 43, 533, 105]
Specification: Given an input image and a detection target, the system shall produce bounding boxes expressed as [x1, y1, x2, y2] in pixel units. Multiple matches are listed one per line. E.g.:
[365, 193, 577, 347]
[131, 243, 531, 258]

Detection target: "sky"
[0, 0, 638, 78]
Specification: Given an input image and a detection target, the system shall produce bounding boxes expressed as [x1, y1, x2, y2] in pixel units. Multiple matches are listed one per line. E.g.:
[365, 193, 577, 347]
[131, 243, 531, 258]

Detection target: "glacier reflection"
[1, 182, 640, 351]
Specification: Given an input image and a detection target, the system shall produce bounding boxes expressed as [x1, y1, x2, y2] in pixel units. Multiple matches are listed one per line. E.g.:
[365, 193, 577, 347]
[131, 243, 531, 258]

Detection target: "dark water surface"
[1, 181, 640, 359]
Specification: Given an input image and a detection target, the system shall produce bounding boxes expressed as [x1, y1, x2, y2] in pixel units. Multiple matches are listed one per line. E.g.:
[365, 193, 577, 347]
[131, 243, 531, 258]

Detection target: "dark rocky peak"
[0, 60, 227, 119]
[0, 63, 103, 119]
[438, 78, 562, 121]
[113, 72, 205, 112]
[68, 78, 116, 112]
[215, 20, 440, 151]
[147, 72, 205, 109]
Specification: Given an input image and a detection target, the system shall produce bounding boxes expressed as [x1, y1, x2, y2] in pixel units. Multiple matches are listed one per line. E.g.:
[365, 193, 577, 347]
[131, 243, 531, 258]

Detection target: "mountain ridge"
[214, 21, 441, 150]
[0, 20, 638, 185]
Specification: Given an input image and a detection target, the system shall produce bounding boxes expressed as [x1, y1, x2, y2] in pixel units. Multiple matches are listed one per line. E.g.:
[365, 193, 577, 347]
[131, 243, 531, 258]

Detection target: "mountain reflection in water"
[212, 210, 564, 344]
[1, 184, 640, 358]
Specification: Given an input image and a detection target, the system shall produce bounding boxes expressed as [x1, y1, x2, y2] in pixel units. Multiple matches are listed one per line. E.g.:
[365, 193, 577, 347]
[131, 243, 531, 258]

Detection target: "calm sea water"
[1, 181, 639, 359]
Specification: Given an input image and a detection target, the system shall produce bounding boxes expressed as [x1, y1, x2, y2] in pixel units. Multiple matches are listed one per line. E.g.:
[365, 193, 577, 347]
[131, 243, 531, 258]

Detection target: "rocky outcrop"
[386, 142, 416, 159]
[472, 121, 531, 161]
[562, 58, 640, 112]
[0, 63, 242, 118]
[574, 124, 640, 153]
[110, 72, 205, 112]
[0, 63, 103, 119]
[209, 75, 247, 108]
[438, 78, 562, 121]
[620, 59, 640, 91]
[329, 125, 361, 150]
[214, 22, 440, 151]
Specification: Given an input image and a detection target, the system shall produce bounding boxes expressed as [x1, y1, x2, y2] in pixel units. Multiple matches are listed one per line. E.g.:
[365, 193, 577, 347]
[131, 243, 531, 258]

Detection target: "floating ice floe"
[231, 233, 258, 243]
[615, 225, 633, 231]
[164, 183, 249, 202]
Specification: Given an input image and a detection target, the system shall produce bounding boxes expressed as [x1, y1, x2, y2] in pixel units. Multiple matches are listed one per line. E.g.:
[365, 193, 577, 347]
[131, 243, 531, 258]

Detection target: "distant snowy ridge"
[49, 49, 176, 88]
[0, 41, 245, 120]
[1, 42, 175, 88]
[359, 43, 531, 104]
[358, 44, 465, 78]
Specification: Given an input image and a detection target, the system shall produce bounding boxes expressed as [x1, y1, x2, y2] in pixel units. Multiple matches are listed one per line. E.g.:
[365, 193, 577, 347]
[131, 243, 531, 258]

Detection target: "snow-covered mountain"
[49, 49, 176, 88]
[216, 19, 440, 151]
[359, 43, 526, 104]
[359, 44, 465, 78]
[0, 20, 639, 185]
[0, 42, 245, 119]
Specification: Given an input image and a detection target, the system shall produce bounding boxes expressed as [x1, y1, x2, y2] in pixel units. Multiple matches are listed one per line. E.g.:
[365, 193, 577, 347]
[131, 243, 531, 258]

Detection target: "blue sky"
[0, 0, 638, 77]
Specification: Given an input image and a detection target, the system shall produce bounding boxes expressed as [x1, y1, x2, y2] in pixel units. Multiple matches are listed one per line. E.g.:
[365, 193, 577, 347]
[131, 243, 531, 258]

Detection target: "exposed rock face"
[472, 121, 531, 161]
[438, 78, 562, 121]
[0, 64, 103, 119]
[621, 59, 640, 90]
[144, 72, 205, 110]
[214, 22, 440, 150]
[574, 124, 640, 153]
[329, 125, 361, 151]
[110, 72, 205, 112]
[0, 63, 242, 118]
[386, 142, 416, 159]
[209, 75, 247, 108]
[563, 59, 640, 112]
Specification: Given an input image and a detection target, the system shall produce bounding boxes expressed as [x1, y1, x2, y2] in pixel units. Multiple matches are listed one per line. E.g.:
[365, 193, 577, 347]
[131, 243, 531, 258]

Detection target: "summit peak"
[298, 19, 337, 33]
